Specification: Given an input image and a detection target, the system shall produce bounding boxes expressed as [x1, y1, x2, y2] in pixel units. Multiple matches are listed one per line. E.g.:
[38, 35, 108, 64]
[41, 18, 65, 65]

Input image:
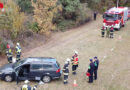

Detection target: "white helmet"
[65, 61, 68, 64]
[66, 58, 70, 62]
[74, 51, 78, 54]
[24, 80, 29, 84]
[17, 42, 20, 46]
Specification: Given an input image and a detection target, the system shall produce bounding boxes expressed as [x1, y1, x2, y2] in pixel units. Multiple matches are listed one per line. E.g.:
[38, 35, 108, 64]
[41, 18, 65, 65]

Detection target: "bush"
[16, 0, 34, 13]
[76, 4, 92, 25]
[57, 20, 76, 31]
[28, 22, 39, 33]
[55, 1, 92, 31]
[0, 38, 6, 55]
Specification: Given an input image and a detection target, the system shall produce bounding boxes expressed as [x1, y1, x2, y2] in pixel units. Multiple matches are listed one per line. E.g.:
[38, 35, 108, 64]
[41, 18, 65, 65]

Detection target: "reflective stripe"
[63, 73, 69, 75]
[72, 70, 76, 72]
[66, 67, 69, 69]
[64, 80, 67, 82]
[22, 88, 27, 90]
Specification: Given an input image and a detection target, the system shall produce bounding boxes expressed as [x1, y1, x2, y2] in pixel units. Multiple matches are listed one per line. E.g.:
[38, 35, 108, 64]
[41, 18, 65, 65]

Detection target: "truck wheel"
[42, 76, 51, 83]
[4, 75, 13, 82]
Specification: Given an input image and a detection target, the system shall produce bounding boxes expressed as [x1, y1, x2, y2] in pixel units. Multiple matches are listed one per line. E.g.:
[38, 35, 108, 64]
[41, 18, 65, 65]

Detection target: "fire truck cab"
[103, 7, 128, 30]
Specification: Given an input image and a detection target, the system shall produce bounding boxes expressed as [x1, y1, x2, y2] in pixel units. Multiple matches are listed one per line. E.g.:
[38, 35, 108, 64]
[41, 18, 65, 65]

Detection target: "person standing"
[63, 58, 70, 84]
[16, 42, 21, 62]
[93, 11, 97, 20]
[101, 26, 106, 37]
[106, 26, 110, 38]
[7, 48, 13, 63]
[72, 51, 79, 75]
[87, 59, 94, 83]
[110, 25, 114, 38]
[93, 56, 99, 80]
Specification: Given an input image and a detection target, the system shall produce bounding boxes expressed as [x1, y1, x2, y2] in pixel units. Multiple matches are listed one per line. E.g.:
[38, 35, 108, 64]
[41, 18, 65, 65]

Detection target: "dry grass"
[0, 16, 130, 90]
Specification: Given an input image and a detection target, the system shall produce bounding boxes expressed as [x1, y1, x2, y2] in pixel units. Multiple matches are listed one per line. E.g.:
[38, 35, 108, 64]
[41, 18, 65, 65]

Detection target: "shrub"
[28, 22, 39, 33]
[57, 20, 76, 31]
[31, 0, 62, 36]
[16, 0, 34, 13]
[0, 38, 6, 55]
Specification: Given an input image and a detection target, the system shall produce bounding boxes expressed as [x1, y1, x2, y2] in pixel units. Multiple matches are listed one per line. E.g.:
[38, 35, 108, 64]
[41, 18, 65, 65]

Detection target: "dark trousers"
[16, 54, 21, 61]
[16, 76, 19, 85]
[72, 65, 78, 74]
[94, 70, 97, 80]
[64, 75, 68, 84]
[89, 72, 93, 83]
[94, 15, 96, 20]
[101, 31, 105, 37]
[110, 32, 114, 38]
[8, 57, 12, 63]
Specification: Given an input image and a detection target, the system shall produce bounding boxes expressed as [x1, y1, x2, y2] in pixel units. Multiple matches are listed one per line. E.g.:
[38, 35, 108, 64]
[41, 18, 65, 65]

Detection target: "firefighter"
[63, 58, 70, 84]
[101, 26, 106, 37]
[93, 56, 99, 80]
[21, 80, 31, 90]
[72, 51, 79, 75]
[6, 43, 10, 56]
[16, 42, 21, 62]
[110, 25, 114, 38]
[87, 59, 94, 83]
[106, 26, 110, 38]
[7, 48, 13, 63]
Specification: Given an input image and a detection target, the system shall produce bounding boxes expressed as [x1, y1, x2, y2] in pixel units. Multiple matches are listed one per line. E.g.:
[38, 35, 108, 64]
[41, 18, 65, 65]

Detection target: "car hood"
[0, 63, 14, 73]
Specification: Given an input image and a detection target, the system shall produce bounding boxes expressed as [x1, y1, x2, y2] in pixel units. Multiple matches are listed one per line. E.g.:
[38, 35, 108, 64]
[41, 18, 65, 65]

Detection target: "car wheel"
[42, 76, 51, 83]
[4, 75, 13, 82]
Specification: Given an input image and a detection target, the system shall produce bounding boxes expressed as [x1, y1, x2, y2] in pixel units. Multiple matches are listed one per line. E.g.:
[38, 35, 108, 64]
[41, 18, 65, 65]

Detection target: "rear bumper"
[52, 73, 61, 79]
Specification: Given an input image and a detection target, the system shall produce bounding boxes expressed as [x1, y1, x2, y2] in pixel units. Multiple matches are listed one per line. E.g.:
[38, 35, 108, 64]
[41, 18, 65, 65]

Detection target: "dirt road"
[0, 16, 130, 90]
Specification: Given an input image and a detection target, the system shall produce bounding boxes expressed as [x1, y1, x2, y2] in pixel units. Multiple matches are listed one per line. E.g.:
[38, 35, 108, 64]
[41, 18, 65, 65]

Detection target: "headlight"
[103, 23, 106, 26]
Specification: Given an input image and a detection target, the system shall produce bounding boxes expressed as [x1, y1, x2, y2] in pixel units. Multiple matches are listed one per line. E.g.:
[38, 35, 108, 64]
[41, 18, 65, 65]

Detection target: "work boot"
[72, 72, 76, 75]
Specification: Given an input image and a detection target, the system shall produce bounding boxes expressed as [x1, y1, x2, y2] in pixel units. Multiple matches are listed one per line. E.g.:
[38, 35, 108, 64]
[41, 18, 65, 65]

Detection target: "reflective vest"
[72, 57, 78, 65]
[16, 46, 21, 53]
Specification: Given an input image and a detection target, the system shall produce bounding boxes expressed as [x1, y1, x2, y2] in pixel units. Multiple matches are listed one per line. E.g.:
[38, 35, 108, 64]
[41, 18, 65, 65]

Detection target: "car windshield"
[13, 60, 25, 68]
[104, 14, 118, 20]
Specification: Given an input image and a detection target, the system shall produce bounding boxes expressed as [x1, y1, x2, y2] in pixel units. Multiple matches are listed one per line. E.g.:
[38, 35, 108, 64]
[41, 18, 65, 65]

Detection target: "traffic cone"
[73, 80, 77, 87]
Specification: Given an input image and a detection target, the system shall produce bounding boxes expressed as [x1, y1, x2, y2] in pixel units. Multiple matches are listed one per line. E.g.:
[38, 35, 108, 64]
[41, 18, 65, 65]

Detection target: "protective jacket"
[63, 63, 69, 76]
[16, 45, 21, 55]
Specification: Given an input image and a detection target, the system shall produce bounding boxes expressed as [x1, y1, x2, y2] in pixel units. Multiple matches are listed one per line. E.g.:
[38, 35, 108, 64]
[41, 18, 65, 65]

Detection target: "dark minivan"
[0, 57, 61, 83]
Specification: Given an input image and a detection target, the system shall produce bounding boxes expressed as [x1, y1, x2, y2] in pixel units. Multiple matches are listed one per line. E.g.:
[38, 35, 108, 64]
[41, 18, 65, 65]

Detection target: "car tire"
[4, 75, 13, 82]
[42, 76, 51, 83]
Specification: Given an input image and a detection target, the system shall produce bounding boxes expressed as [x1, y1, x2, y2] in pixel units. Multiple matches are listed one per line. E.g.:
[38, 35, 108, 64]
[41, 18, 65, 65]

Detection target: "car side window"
[31, 64, 43, 70]
[43, 64, 52, 69]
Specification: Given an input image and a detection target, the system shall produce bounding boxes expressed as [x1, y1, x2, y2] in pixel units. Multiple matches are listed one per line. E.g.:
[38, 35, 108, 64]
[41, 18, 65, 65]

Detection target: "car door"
[29, 64, 43, 80]
[16, 64, 30, 80]
[42, 64, 54, 77]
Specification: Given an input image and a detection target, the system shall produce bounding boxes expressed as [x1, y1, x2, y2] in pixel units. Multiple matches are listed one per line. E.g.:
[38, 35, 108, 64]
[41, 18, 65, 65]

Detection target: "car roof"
[23, 57, 57, 64]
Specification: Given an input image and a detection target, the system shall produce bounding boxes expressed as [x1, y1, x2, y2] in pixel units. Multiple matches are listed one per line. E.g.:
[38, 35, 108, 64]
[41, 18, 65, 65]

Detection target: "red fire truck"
[103, 7, 128, 30]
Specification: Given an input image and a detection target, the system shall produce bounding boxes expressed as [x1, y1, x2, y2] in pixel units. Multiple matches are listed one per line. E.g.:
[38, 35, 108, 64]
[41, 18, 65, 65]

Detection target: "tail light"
[56, 68, 60, 73]
[114, 20, 119, 24]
